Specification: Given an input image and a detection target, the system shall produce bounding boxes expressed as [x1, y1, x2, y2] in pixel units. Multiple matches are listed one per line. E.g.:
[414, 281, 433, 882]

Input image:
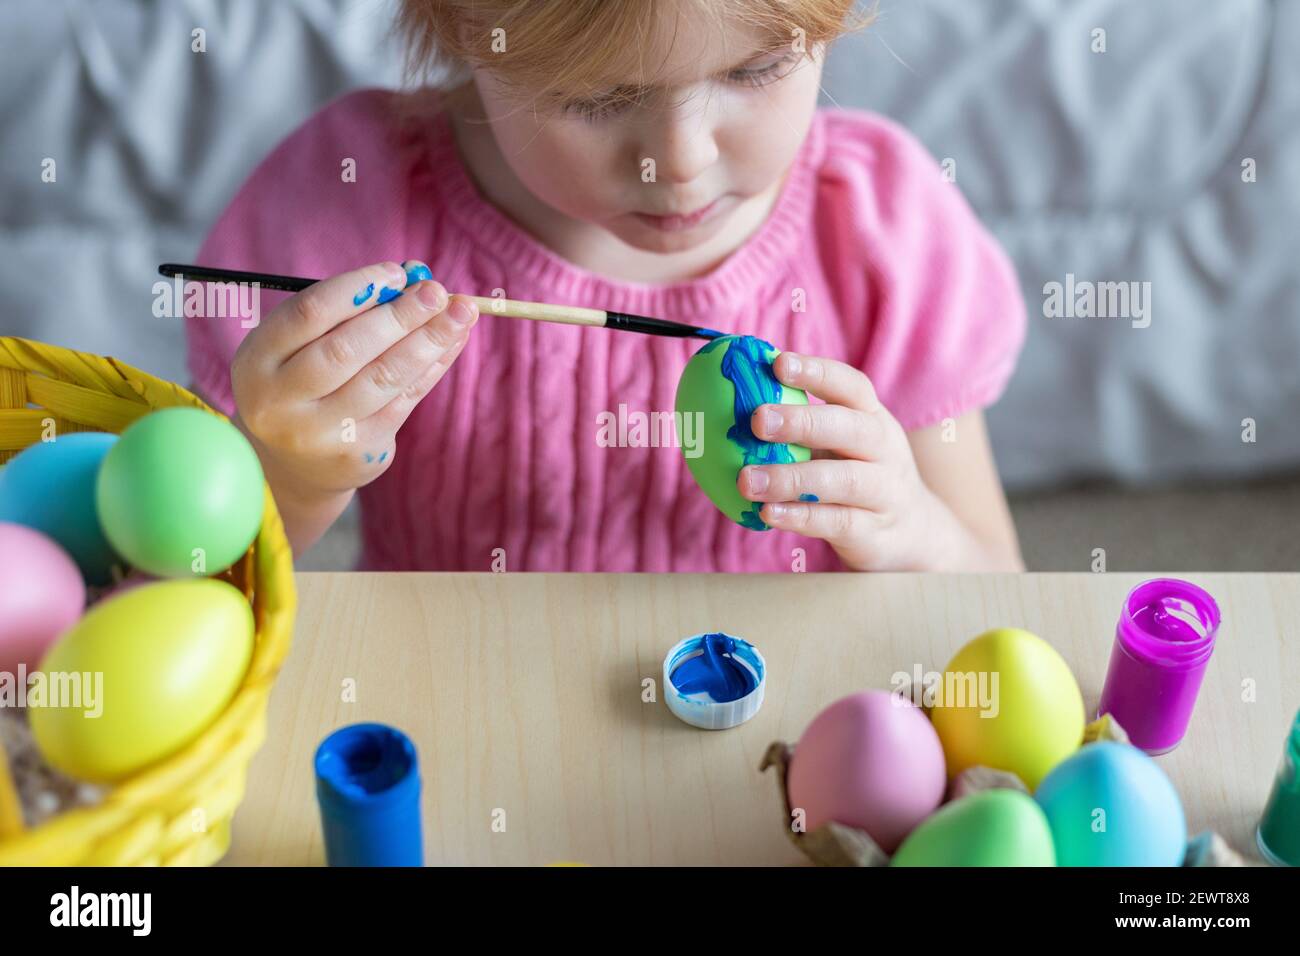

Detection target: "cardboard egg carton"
[761, 714, 1254, 867]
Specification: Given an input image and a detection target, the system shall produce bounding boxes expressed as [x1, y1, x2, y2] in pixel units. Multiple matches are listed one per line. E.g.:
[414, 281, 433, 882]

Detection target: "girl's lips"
[633, 198, 723, 232]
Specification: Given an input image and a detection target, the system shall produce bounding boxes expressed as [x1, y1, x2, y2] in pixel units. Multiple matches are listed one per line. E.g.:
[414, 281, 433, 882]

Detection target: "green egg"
[890, 789, 1057, 867]
[674, 335, 809, 530]
[95, 407, 265, 577]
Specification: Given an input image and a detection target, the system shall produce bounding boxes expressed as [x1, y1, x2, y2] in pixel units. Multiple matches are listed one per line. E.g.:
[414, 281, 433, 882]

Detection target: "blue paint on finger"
[403, 261, 433, 284]
[353, 283, 375, 306]
[374, 262, 434, 305]
[363, 452, 375, 463]
[379, 451, 388, 463]
[799, 493, 819, 502]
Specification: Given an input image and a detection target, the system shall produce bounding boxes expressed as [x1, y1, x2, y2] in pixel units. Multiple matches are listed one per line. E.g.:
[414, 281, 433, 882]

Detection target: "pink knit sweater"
[186, 89, 1026, 571]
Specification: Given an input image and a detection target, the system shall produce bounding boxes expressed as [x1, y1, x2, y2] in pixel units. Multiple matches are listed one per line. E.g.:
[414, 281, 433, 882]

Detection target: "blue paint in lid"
[668, 633, 764, 704]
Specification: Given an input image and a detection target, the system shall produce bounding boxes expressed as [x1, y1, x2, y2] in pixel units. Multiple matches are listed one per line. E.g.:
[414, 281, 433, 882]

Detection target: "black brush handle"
[158, 264, 722, 340]
[158, 263, 314, 294]
[605, 311, 721, 339]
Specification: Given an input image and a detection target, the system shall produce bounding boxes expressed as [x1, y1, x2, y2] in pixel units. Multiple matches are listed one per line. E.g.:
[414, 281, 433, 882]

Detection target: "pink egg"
[0, 522, 86, 673]
[786, 690, 947, 852]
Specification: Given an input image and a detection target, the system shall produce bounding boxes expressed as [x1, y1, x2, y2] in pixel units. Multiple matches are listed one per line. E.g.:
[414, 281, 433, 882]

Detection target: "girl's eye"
[559, 51, 801, 119]
[561, 96, 629, 122]
[727, 52, 800, 87]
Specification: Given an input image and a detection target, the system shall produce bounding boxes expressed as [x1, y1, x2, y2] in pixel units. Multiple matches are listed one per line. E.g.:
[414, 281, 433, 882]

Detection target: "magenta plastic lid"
[1117, 578, 1220, 670]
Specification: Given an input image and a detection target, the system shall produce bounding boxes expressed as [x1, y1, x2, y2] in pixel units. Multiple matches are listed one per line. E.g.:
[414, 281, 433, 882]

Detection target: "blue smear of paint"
[403, 261, 433, 283]
[378, 451, 388, 463]
[698, 328, 723, 339]
[375, 262, 434, 305]
[363, 452, 375, 463]
[669, 633, 762, 703]
[799, 493, 819, 502]
[353, 283, 375, 306]
[699, 334, 798, 531]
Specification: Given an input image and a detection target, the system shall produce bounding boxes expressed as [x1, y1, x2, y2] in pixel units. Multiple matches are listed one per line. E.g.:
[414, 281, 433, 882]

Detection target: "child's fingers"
[261, 261, 410, 361]
[751, 401, 885, 461]
[738, 459, 887, 511]
[319, 292, 478, 420]
[757, 500, 881, 545]
[281, 279, 450, 398]
[773, 352, 881, 414]
[361, 330, 471, 435]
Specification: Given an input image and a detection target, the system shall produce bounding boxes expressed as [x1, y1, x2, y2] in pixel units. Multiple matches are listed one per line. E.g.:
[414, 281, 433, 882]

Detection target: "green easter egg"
[890, 789, 1056, 867]
[674, 335, 809, 530]
[96, 407, 265, 577]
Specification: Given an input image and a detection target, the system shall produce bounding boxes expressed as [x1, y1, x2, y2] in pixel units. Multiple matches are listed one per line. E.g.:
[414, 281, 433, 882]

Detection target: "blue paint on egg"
[698, 334, 802, 530]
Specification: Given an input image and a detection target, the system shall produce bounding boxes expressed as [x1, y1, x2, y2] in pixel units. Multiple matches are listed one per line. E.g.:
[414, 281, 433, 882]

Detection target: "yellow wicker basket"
[0, 336, 295, 865]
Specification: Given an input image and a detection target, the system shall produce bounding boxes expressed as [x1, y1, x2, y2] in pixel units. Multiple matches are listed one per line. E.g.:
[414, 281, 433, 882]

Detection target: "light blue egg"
[1035, 741, 1186, 866]
[0, 432, 120, 585]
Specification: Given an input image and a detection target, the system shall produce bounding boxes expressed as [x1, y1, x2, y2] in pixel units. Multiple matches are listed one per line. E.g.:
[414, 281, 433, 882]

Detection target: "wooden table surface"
[226, 573, 1300, 866]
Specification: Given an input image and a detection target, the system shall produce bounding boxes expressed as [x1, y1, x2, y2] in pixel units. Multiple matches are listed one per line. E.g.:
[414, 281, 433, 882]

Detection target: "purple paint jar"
[1097, 578, 1220, 755]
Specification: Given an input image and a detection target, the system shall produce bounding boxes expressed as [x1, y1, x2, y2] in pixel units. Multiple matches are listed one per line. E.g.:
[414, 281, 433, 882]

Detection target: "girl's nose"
[650, 104, 720, 185]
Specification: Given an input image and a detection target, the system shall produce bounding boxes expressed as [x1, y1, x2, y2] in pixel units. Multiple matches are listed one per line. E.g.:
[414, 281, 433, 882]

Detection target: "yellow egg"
[928, 627, 1084, 789]
[29, 579, 254, 782]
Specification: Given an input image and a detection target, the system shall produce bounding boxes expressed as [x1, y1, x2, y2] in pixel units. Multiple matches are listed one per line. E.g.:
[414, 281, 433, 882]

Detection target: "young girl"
[186, 0, 1027, 573]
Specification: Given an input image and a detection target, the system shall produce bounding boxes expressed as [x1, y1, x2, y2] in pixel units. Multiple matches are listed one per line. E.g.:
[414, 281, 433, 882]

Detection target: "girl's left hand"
[737, 352, 984, 571]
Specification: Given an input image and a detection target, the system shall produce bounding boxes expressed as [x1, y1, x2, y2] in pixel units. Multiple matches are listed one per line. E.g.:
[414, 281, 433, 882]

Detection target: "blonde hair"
[397, 0, 870, 104]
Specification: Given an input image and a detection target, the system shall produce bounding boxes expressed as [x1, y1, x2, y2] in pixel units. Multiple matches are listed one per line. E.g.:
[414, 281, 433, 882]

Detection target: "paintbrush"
[157, 264, 722, 340]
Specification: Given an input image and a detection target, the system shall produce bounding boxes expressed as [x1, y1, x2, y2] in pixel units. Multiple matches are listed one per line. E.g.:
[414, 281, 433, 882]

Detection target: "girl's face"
[469, 8, 825, 256]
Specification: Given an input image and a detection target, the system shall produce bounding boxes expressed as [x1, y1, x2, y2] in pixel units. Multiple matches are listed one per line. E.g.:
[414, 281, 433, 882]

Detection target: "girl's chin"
[609, 208, 734, 255]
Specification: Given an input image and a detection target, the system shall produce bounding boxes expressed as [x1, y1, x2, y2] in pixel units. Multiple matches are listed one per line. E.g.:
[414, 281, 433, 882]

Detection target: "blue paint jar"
[315, 723, 423, 867]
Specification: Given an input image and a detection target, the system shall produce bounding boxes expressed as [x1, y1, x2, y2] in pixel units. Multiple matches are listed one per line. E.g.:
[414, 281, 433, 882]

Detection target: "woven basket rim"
[0, 335, 297, 864]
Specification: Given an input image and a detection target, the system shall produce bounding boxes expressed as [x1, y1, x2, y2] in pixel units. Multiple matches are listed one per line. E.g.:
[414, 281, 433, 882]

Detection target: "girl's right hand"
[230, 260, 479, 499]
